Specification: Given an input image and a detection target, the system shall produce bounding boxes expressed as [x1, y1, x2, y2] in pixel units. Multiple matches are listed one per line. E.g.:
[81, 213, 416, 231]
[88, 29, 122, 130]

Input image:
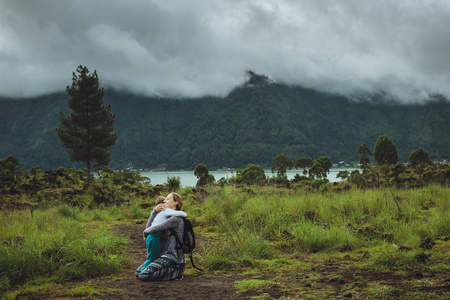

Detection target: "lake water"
[141, 168, 355, 187]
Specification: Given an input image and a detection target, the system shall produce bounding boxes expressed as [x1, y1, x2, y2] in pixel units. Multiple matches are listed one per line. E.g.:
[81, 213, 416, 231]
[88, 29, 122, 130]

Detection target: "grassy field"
[191, 184, 449, 298]
[1, 183, 449, 299]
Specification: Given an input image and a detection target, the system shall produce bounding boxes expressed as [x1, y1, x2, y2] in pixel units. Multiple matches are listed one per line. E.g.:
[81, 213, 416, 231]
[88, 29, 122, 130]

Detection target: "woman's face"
[163, 194, 178, 210]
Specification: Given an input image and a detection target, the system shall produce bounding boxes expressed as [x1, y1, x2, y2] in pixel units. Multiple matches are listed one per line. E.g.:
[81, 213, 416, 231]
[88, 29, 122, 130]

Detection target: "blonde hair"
[170, 192, 183, 210]
[155, 196, 165, 205]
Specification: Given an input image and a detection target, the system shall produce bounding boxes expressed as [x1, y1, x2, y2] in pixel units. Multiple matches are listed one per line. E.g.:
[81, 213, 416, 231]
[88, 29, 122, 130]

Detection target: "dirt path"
[96, 223, 245, 300]
[90, 223, 449, 299]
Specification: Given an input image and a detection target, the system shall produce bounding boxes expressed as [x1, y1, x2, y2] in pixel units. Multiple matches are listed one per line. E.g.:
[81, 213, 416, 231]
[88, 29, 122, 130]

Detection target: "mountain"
[1, 83, 449, 170]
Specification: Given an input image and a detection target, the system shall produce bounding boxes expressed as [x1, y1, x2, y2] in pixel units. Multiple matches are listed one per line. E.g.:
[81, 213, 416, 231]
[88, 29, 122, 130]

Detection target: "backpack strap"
[169, 228, 203, 273]
[169, 228, 183, 251]
[188, 252, 203, 272]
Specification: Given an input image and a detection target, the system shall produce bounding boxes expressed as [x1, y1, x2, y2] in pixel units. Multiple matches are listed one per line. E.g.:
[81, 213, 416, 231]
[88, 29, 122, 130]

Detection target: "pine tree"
[56, 65, 118, 185]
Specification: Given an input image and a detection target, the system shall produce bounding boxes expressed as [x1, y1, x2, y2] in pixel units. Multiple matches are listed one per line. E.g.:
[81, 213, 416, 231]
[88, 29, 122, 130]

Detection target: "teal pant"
[135, 233, 162, 277]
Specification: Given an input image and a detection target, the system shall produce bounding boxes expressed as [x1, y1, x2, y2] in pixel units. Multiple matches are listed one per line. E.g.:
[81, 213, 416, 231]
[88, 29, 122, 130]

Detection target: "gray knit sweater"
[144, 210, 185, 264]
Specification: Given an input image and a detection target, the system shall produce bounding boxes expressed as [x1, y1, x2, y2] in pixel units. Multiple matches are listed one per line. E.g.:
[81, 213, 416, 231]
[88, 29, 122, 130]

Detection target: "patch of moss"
[235, 279, 273, 293]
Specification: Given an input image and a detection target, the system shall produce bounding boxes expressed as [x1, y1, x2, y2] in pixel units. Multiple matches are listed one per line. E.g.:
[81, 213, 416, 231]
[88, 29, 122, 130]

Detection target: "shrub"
[166, 175, 181, 191]
[235, 164, 266, 185]
[409, 147, 432, 166]
[129, 201, 146, 219]
[57, 203, 80, 219]
[267, 176, 290, 187]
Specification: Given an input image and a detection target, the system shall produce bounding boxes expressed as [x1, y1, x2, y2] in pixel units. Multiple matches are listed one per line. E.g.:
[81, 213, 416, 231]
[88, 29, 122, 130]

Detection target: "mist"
[1, 0, 450, 103]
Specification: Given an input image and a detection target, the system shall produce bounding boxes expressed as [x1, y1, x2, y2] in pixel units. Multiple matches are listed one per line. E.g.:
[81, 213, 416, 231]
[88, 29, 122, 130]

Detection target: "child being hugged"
[137, 195, 187, 275]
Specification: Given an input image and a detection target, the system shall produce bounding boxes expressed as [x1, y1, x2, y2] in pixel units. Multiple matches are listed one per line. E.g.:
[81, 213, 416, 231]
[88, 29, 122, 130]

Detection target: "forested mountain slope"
[1, 83, 449, 170]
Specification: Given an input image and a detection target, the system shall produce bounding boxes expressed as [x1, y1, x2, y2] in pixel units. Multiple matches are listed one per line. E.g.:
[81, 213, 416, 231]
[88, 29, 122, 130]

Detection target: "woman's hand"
[155, 203, 165, 212]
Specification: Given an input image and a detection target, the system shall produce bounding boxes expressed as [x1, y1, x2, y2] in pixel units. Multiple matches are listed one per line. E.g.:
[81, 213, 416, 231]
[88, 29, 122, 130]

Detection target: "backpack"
[169, 217, 202, 272]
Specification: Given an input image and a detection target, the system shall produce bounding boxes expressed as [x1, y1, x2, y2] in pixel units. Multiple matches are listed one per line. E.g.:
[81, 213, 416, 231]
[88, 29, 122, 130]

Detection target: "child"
[136, 195, 187, 276]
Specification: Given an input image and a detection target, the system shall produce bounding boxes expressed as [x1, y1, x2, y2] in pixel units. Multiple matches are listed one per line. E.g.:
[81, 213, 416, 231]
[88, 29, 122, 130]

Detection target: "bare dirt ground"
[95, 223, 246, 300]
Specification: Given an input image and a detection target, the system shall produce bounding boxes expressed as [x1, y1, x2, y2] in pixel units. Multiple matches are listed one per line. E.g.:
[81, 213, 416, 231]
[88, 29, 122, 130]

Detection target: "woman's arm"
[145, 216, 180, 235]
[163, 208, 187, 218]
[145, 209, 159, 229]
[144, 204, 166, 228]
[145, 210, 157, 229]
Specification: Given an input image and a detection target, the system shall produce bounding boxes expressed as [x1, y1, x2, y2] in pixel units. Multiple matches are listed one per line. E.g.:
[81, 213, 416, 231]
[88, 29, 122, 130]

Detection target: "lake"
[140, 168, 355, 187]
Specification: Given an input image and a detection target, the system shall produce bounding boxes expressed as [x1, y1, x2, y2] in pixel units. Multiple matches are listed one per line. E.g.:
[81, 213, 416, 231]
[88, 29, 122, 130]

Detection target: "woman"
[135, 192, 186, 281]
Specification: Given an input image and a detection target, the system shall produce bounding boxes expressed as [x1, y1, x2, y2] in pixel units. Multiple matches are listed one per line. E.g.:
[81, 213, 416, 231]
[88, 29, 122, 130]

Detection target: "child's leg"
[136, 235, 161, 277]
[145, 234, 162, 263]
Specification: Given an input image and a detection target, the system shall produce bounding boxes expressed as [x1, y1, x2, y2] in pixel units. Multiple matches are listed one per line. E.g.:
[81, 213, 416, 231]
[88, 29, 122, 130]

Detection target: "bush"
[292, 173, 309, 183]
[235, 164, 266, 185]
[57, 203, 80, 219]
[166, 175, 181, 191]
[129, 201, 147, 219]
[267, 176, 290, 187]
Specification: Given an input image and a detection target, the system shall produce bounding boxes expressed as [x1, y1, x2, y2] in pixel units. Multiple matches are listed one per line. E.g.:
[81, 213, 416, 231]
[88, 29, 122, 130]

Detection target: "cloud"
[1, 0, 450, 102]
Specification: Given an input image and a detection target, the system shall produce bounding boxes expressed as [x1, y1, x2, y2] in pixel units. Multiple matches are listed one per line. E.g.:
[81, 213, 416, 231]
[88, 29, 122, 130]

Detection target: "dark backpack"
[169, 217, 202, 272]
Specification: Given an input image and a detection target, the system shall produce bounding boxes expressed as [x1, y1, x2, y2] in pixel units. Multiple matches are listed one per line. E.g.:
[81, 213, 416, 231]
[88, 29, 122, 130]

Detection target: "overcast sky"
[1, 0, 450, 102]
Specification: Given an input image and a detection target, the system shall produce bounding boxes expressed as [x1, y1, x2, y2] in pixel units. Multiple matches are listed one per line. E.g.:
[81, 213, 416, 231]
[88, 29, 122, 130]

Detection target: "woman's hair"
[171, 192, 183, 210]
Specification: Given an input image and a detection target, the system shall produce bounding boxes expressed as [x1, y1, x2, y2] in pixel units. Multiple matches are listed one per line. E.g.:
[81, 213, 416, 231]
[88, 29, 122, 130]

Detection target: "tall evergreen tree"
[373, 134, 398, 165]
[56, 65, 118, 185]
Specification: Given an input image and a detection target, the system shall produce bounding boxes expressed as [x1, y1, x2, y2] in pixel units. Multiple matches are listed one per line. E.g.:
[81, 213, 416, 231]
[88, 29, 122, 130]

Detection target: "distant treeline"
[1, 82, 449, 170]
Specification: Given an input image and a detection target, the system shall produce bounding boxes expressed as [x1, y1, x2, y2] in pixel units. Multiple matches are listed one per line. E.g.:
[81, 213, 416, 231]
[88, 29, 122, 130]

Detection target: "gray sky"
[1, 0, 450, 102]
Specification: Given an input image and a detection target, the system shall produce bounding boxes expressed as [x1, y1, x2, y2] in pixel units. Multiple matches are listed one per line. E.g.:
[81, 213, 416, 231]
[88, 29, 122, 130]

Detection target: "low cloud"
[1, 0, 450, 103]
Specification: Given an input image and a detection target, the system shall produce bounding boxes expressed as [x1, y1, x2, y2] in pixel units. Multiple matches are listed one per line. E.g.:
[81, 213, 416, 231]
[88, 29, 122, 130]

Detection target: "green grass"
[0, 207, 130, 291]
[2, 183, 449, 299]
[1, 281, 122, 300]
[235, 279, 273, 293]
[187, 184, 450, 298]
[197, 185, 449, 260]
